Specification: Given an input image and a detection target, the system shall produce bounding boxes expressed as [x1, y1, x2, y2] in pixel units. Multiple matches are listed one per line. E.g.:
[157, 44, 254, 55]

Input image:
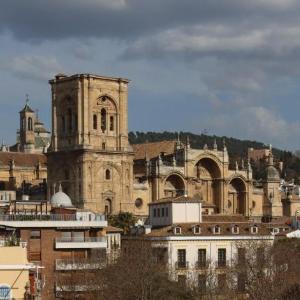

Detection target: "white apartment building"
[125, 196, 290, 290]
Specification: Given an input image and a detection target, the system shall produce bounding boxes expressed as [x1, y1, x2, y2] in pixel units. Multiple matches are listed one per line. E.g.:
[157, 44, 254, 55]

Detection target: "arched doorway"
[195, 158, 222, 213]
[164, 174, 185, 198]
[105, 198, 112, 215]
[228, 178, 247, 215]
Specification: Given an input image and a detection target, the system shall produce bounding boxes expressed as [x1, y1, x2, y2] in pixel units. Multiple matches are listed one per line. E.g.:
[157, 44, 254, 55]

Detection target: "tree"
[108, 212, 137, 234]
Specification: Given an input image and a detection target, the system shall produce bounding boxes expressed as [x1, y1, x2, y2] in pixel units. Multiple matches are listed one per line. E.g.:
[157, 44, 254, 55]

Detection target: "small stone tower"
[19, 99, 35, 153]
[263, 151, 282, 217]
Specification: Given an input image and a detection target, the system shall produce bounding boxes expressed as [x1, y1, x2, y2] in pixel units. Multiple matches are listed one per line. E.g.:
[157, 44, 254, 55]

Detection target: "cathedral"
[46, 73, 299, 220]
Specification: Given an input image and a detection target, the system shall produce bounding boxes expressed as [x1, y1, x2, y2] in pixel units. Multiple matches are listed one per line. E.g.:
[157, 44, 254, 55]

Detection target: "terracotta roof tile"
[0, 152, 47, 167]
[132, 141, 176, 160]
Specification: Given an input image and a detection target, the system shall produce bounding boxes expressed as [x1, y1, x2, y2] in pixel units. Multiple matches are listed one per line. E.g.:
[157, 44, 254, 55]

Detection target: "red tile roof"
[0, 152, 47, 167]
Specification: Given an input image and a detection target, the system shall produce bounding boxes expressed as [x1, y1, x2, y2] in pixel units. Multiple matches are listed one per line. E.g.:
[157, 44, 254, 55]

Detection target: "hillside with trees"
[129, 131, 300, 183]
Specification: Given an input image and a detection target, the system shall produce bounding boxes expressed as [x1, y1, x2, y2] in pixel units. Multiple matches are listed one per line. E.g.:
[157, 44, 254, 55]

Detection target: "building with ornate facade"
[44, 72, 300, 220]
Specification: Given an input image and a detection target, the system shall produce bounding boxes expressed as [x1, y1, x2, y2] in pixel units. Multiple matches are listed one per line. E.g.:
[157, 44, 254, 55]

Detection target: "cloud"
[0, 55, 63, 81]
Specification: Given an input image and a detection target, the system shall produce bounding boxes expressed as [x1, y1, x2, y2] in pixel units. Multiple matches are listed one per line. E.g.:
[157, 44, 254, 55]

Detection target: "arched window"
[110, 116, 114, 131]
[68, 108, 72, 132]
[28, 117, 33, 131]
[0, 284, 11, 299]
[62, 116, 66, 133]
[101, 109, 106, 132]
[105, 169, 111, 180]
[102, 142, 106, 150]
[93, 114, 97, 130]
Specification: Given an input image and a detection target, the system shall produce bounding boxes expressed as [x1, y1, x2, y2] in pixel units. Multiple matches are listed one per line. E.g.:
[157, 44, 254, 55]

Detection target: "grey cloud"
[0, 55, 63, 81]
[1, 0, 300, 42]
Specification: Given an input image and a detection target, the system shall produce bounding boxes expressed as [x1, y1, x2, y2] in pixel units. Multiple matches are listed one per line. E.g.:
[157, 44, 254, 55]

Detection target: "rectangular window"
[157, 208, 160, 217]
[256, 247, 265, 266]
[166, 207, 169, 217]
[218, 248, 226, 268]
[238, 248, 246, 266]
[237, 273, 246, 292]
[30, 230, 41, 239]
[162, 207, 165, 217]
[198, 274, 206, 294]
[177, 249, 186, 268]
[153, 208, 156, 217]
[110, 116, 114, 131]
[198, 249, 207, 268]
[178, 275, 186, 288]
[218, 274, 226, 291]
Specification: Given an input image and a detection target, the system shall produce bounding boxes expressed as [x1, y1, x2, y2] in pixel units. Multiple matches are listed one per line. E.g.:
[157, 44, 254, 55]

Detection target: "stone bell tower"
[19, 97, 35, 153]
[263, 151, 282, 217]
[47, 73, 134, 214]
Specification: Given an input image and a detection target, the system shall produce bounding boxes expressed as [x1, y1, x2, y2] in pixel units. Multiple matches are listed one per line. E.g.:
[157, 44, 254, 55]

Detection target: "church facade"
[46, 73, 297, 219]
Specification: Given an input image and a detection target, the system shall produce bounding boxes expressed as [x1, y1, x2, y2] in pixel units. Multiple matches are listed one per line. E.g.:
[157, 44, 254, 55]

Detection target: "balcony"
[0, 213, 107, 228]
[195, 261, 208, 269]
[55, 258, 106, 270]
[55, 237, 107, 249]
[175, 261, 189, 270]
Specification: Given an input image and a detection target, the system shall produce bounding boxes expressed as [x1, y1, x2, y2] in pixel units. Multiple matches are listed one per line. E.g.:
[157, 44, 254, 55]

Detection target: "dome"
[51, 185, 73, 208]
[264, 165, 280, 181]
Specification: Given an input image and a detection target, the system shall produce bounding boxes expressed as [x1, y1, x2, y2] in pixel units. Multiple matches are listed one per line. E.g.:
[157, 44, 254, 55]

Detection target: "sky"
[1, 0, 300, 150]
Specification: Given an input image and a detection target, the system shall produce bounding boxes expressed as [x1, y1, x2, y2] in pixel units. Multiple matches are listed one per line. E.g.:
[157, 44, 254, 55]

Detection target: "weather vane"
[25, 94, 29, 104]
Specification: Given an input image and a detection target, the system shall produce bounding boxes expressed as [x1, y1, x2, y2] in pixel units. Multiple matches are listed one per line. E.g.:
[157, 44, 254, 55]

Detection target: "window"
[162, 207, 165, 217]
[105, 199, 112, 215]
[198, 249, 206, 268]
[0, 285, 11, 299]
[105, 169, 111, 180]
[93, 114, 97, 130]
[218, 248, 226, 267]
[177, 249, 186, 268]
[102, 142, 106, 150]
[68, 108, 72, 132]
[135, 198, 143, 208]
[198, 274, 206, 294]
[157, 208, 160, 217]
[110, 116, 114, 131]
[174, 226, 181, 235]
[178, 275, 186, 287]
[213, 225, 221, 234]
[237, 248, 246, 266]
[65, 170, 69, 180]
[218, 274, 227, 291]
[62, 116, 65, 132]
[251, 225, 258, 234]
[30, 230, 41, 239]
[271, 228, 279, 235]
[256, 247, 265, 266]
[237, 273, 246, 292]
[153, 208, 156, 217]
[193, 225, 201, 235]
[166, 207, 169, 217]
[232, 225, 239, 234]
[28, 117, 33, 131]
[101, 108, 106, 132]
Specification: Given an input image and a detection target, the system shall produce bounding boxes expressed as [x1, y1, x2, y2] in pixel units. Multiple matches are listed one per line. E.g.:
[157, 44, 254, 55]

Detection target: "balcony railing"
[196, 261, 208, 269]
[56, 258, 106, 270]
[0, 214, 106, 222]
[56, 237, 106, 243]
[175, 261, 189, 270]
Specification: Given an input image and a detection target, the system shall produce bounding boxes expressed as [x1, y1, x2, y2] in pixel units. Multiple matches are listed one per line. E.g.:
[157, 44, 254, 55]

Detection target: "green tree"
[108, 212, 137, 234]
